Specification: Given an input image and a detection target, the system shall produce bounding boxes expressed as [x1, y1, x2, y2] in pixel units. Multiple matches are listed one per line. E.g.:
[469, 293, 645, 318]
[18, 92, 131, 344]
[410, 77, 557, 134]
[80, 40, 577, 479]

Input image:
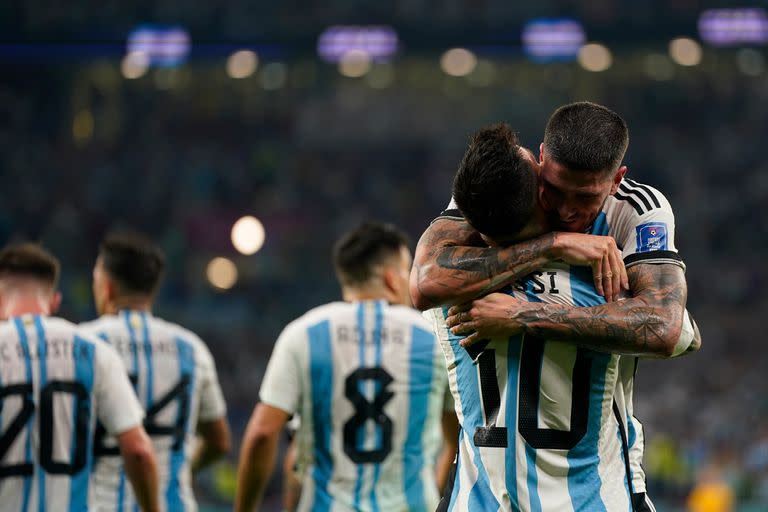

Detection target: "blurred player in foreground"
[0, 243, 159, 511]
[80, 232, 230, 511]
[236, 222, 458, 512]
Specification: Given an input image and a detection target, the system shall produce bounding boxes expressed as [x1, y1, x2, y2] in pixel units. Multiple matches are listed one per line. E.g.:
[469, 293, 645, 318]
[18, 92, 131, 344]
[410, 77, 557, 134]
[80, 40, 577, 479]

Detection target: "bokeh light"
[440, 48, 477, 77]
[121, 51, 149, 79]
[339, 50, 372, 77]
[231, 216, 266, 255]
[227, 50, 258, 79]
[737, 48, 765, 76]
[260, 62, 287, 90]
[578, 43, 612, 72]
[207, 257, 238, 290]
[669, 38, 703, 66]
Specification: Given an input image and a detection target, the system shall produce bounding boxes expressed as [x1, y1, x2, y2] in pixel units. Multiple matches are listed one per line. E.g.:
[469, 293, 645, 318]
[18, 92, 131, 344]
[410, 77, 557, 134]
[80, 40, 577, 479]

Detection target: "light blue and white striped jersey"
[0, 315, 144, 512]
[435, 178, 688, 510]
[428, 264, 633, 511]
[259, 300, 451, 512]
[80, 311, 227, 512]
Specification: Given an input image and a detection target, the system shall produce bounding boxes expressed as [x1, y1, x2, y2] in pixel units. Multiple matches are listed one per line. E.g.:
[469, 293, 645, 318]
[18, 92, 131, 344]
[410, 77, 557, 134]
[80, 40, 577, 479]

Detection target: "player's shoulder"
[606, 177, 673, 218]
[148, 314, 210, 354]
[282, 301, 349, 333]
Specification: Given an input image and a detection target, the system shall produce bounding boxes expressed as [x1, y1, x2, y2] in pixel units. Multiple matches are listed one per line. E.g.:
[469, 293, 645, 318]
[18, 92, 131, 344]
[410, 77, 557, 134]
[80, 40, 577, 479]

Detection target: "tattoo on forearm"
[525, 263, 687, 355]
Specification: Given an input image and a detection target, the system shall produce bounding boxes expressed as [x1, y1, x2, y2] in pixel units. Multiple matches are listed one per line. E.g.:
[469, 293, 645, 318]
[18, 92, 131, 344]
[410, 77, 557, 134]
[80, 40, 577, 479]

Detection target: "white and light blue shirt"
[0, 315, 144, 512]
[259, 300, 451, 512]
[80, 311, 226, 512]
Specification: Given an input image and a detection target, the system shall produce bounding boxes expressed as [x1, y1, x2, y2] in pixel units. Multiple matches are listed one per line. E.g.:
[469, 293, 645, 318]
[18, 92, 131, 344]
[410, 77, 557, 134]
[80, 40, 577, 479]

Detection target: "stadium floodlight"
[699, 8, 768, 46]
[121, 51, 150, 79]
[127, 25, 190, 67]
[522, 18, 586, 62]
[318, 25, 398, 63]
[207, 257, 238, 290]
[231, 216, 265, 255]
[669, 38, 703, 66]
[339, 49, 372, 77]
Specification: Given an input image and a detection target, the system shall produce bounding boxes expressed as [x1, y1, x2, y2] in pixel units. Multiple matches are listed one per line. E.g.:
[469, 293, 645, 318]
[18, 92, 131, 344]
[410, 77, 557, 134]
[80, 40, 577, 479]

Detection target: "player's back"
[427, 264, 632, 512]
[264, 300, 447, 512]
[81, 310, 226, 512]
[0, 314, 142, 512]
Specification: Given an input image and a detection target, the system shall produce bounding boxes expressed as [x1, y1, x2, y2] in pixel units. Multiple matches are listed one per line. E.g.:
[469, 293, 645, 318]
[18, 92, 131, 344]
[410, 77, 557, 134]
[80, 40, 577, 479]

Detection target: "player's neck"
[108, 296, 153, 315]
[342, 287, 394, 304]
[2, 295, 51, 318]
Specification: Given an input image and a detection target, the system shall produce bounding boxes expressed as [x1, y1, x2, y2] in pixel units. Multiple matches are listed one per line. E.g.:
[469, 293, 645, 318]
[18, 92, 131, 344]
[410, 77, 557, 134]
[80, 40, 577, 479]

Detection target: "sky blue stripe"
[139, 312, 153, 409]
[443, 307, 500, 510]
[33, 316, 48, 512]
[369, 301, 384, 512]
[566, 268, 609, 511]
[121, 311, 140, 377]
[308, 320, 334, 512]
[590, 211, 610, 236]
[353, 303, 366, 511]
[504, 335, 522, 510]
[166, 337, 195, 512]
[403, 325, 434, 511]
[69, 336, 95, 512]
[627, 410, 637, 449]
[13, 317, 33, 512]
[116, 473, 126, 512]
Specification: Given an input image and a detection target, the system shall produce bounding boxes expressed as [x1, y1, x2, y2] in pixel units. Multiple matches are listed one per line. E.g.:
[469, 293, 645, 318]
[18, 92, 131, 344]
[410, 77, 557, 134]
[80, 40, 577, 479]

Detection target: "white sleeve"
[94, 342, 145, 435]
[669, 309, 696, 357]
[613, 180, 685, 270]
[259, 323, 304, 415]
[196, 343, 227, 422]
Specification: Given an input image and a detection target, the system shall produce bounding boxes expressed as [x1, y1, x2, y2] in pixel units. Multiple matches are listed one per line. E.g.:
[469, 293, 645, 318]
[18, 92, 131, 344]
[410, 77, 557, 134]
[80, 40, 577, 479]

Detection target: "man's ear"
[50, 291, 62, 314]
[539, 143, 545, 164]
[381, 266, 400, 299]
[610, 166, 628, 195]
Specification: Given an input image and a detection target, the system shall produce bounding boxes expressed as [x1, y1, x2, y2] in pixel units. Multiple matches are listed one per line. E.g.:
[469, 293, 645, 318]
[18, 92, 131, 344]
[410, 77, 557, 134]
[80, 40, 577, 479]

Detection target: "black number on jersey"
[0, 380, 90, 477]
[343, 367, 394, 464]
[474, 349, 507, 448]
[518, 336, 591, 450]
[0, 384, 35, 477]
[95, 373, 191, 456]
[471, 337, 591, 451]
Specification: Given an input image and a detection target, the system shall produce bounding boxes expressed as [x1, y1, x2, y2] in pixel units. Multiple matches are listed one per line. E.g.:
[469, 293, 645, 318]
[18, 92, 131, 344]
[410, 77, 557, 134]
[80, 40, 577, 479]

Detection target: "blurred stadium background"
[2, 1, 767, 510]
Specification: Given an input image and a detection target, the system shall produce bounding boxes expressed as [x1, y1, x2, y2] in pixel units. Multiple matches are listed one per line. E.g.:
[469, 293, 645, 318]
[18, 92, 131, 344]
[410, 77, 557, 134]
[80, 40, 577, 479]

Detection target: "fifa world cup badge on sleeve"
[636, 222, 668, 252]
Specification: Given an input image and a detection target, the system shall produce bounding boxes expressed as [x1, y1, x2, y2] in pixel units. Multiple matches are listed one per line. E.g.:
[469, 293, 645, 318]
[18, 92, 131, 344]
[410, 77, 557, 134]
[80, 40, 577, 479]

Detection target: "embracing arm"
[448, 262, 688, 357]
[410, 218, 628, 310]
[410, 218, 556, 310]
[520, 263, 687, 357]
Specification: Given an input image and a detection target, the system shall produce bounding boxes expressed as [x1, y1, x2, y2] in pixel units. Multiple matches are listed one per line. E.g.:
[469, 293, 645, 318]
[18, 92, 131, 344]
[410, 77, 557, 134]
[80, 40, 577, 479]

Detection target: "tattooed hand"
[446, 293, 539, 347]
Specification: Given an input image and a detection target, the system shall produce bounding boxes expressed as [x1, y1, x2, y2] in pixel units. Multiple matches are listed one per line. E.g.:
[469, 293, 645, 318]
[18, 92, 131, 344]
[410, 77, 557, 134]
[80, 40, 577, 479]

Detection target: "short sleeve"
[259, 323, 305, 415]
[94, 342, 145, 435]
[611, 179, 685, 270]
[196, 343, 227, 422]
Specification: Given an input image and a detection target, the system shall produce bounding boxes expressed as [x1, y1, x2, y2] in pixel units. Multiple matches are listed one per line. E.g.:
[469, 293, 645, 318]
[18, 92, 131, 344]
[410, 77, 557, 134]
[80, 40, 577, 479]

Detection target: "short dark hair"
[99, 231, 165, 295]
[0, 243, 60, 287]
[543, 101, 629, 173]
[452, 123, 538, 239]
[333, 222, 409, 287]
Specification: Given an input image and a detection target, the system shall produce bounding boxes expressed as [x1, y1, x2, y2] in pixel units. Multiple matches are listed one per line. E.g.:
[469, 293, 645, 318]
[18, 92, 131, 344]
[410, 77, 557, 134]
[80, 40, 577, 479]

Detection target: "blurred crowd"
[1, 50, 766, 509]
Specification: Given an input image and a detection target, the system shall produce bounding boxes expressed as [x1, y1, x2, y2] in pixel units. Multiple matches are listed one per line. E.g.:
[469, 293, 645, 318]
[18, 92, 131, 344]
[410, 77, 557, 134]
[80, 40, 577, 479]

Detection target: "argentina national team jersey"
[428, 265, 631, 511]
[80, 311, 227, 512]
[0, 315, 143, 512]
[259, 300, 451, 512]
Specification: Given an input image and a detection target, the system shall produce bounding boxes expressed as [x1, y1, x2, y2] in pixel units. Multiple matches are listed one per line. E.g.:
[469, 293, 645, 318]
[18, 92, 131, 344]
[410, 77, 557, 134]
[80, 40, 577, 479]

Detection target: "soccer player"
[0, 243, 159, 512]
[80, 232, 230, 511]
[236, 222, 459, 512]
[412, 108, 698, 510]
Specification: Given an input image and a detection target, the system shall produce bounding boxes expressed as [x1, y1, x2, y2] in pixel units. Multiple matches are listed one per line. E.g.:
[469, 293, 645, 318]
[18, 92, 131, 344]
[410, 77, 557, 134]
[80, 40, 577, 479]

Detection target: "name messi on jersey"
[514, 270, 561, 295]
